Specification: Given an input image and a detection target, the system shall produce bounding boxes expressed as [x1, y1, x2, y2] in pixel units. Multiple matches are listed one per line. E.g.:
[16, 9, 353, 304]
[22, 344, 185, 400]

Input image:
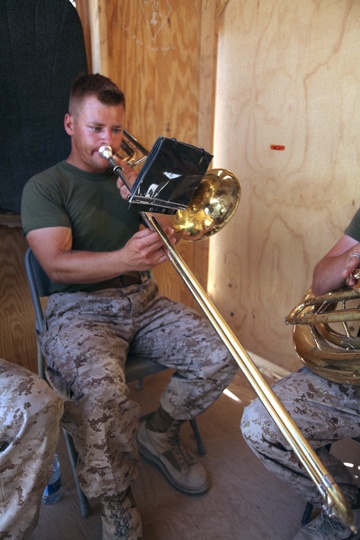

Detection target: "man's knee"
[43, 387, 64, 422]
[241, 398, 270, 453]
[34, 376, 63, 412]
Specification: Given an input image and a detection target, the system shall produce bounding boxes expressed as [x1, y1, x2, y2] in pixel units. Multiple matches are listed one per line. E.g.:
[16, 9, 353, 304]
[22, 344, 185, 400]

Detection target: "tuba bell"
[286, 284, 360, 385]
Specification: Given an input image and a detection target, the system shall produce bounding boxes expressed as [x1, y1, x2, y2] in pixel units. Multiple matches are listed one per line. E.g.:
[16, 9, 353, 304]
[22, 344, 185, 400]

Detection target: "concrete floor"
[29, 370, 360, 540]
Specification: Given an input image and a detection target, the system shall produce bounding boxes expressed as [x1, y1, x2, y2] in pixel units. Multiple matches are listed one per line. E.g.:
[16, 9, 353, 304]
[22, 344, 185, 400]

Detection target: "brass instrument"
[99, 132, 356, 532]
[286, 287, 360, 385]
[115, 130, 241, 240]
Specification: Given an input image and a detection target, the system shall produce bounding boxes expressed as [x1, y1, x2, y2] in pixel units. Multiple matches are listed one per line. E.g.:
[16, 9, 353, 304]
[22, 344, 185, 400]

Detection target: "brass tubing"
[286, 288, 360, 326]
[287, 289, 360, 384]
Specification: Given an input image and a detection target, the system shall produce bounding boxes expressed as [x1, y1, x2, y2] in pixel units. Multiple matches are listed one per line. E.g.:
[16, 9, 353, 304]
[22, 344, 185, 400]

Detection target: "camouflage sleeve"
[0, 359, 63, 539]
[344, 207, 360, 242]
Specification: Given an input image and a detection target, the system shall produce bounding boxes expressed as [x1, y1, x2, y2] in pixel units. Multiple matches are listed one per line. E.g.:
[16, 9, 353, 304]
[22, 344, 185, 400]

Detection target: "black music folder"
[128, 137, 213, 214]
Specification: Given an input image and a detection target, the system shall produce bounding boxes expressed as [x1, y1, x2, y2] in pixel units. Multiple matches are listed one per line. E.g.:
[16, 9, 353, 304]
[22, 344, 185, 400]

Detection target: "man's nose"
[101, 130, 122, 151]
[101, 129, 115, 146]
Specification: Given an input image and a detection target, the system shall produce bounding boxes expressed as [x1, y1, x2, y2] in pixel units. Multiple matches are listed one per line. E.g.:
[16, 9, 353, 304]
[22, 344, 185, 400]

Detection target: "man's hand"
[112, 155, 138, 200]
[311, 235, 359, 296]
[342, 248, 360, 288]
[121, 228, 169, 270]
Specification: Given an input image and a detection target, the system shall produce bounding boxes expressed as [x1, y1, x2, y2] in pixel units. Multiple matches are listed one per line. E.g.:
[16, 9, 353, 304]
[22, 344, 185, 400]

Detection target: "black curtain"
[0, 0, 88, 214]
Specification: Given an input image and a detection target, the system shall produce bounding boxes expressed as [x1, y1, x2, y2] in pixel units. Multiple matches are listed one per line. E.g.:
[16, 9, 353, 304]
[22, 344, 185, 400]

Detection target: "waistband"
[82, 272, 143, 293]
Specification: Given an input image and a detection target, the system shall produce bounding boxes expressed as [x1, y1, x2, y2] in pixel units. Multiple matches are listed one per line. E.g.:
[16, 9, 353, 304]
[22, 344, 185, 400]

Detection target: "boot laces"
[308, 511, 352, 539]
[166, 421, 196, 470]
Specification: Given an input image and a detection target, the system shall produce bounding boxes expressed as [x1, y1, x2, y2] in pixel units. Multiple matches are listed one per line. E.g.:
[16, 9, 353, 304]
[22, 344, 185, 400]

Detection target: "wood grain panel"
[0, 226, 36, 371]
[106, 1, 200, 145]
[101, 0, 208, 309]
[209, 0, 360, 371]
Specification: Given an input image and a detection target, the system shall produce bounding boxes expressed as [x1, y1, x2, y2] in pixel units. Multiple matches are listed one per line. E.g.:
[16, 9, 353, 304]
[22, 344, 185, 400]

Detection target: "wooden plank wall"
[209, 0, 360, 372]
[0, 219, 36, 370]
[77, 0, 216, 310]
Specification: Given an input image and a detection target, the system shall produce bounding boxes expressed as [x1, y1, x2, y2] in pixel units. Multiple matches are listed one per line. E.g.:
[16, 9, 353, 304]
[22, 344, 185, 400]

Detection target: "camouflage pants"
[241, 366, 360, 507]
[0, 359, 63, 540]
[41, 279, 237, 499]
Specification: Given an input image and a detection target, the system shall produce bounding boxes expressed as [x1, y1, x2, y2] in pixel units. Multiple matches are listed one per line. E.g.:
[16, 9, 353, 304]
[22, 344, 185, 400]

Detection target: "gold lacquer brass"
[287, 288, 360, 385]
[171, 169, 240, 240]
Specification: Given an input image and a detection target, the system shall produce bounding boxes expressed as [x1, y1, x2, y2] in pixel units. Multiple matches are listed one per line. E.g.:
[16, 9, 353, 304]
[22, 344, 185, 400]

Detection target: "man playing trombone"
[21, 72, 237, 539]
[241, 216, 360, 539]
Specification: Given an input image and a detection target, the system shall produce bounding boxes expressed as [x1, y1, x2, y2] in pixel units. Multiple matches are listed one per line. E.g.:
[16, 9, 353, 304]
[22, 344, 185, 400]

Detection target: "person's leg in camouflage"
[42, 289, 144, 538]
[40, 280, 236, 536]
[241, 367, 360, 539]
[0, 358, 63, 539]
[129, 283, 238, 494]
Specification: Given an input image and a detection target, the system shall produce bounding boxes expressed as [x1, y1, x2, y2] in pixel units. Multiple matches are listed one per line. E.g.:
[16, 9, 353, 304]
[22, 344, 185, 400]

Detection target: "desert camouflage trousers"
[241, 366, 360, 507]
[0, 359, 63, 540]
[41, 279, 237, 499]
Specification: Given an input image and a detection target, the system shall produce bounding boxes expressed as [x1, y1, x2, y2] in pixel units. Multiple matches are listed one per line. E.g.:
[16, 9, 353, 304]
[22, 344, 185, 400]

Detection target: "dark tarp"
[0, 0, 88, 214]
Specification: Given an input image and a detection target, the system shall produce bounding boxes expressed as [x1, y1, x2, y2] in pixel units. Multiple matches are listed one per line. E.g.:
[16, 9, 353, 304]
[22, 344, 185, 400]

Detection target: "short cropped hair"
[69, 72, 125, 113]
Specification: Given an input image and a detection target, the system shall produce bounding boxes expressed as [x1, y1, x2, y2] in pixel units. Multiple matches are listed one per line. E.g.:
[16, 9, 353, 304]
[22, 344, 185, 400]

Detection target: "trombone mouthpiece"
[99, 145, 113, 160]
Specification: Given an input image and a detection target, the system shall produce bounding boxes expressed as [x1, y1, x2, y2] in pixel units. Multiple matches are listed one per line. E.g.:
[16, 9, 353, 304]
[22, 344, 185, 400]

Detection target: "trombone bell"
[118, 130, 241, 241]
[171, 169, 241, 241]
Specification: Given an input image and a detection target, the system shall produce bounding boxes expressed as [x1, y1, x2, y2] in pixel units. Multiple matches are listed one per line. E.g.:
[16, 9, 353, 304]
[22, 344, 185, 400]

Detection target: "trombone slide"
[149, 215, 355, 532]
[99, 141, 356, 533]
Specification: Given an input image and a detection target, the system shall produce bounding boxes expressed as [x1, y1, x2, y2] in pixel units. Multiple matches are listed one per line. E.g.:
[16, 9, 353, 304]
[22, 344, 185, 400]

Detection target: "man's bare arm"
[26, 226, 172, 284]
[311, 234, 360, 295]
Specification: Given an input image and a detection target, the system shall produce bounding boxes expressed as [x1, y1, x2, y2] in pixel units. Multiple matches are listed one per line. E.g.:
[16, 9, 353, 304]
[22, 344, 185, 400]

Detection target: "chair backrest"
[24, 247, 50, 334]
[24, 247, 92, 517]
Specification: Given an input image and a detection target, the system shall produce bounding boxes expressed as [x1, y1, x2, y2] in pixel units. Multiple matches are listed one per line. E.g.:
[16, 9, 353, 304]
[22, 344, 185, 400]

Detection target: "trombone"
[99, 132, 356, 532]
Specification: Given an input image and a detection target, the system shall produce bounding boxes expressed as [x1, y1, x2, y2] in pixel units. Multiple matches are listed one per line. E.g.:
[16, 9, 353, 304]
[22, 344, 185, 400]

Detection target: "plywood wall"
[0, 220, 36, 370]
[209, 0, 360, 371]
[78, 0, 217, 309]
[6, 0, 357, 376]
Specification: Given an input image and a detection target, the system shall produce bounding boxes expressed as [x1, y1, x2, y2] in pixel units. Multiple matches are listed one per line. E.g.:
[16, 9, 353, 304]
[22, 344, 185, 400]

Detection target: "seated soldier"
[241, 210, 360, 540]
[21, 72, 237, 539]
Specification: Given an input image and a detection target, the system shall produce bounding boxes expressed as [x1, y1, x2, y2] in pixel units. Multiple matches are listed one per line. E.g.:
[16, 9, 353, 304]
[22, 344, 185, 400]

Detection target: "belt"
[83, 272, 143, 293]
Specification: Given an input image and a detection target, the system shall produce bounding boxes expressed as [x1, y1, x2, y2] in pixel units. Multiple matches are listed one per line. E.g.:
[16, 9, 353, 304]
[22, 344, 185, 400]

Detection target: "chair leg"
[190, 419, 206, 455]
[63, 429, 91, 518]
[138, 414, 205, 455]
[301, 502, 314, 525]
[301, 443, 332, 526]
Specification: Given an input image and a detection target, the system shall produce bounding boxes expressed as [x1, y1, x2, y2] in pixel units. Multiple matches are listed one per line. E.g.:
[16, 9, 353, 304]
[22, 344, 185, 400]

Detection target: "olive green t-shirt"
[344, 208, 360, 242]
[21, 161, 141, 294]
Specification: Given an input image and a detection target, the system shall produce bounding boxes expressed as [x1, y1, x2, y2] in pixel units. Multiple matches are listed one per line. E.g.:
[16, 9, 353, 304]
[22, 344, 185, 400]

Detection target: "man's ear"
[64, 113, 74, 135]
